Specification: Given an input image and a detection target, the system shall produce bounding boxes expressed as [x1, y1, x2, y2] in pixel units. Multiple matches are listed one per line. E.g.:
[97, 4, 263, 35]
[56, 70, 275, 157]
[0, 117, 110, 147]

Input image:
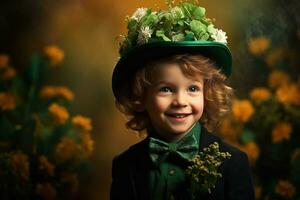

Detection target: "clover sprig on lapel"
[185, 142, 231, 199]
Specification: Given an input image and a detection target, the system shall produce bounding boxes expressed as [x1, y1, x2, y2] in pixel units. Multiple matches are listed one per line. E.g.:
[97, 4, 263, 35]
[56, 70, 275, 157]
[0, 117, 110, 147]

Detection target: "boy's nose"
[172, 92, 187, 107]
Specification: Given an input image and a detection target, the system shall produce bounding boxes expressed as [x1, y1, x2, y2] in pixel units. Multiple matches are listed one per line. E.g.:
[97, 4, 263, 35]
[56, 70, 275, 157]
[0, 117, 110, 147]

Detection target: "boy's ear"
[133, 101, 146, 112]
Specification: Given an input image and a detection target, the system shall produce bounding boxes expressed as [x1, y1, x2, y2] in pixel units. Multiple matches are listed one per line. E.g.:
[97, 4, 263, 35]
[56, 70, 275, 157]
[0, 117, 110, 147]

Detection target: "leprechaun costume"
[110, 2, 254, 200]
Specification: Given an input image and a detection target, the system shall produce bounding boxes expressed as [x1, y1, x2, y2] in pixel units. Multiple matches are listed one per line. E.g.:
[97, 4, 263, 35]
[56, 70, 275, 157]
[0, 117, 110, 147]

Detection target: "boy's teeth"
[171, 114, 187, 118]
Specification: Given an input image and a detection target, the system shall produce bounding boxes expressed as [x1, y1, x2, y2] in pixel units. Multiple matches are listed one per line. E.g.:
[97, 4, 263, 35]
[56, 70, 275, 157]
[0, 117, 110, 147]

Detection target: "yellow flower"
[39, 155, 55, 176]
[0, 54, 9, 68]
[268, 70, 290, 89]
[56, 86, 74, 101]
[36, 183, 57, 200]
[272, 122, 292, 143]
[1, 67, 17, 80]
[0, 92, 16, 111]
[275, 180, 295, 199]
[48, 103, 69, 125]
[11, 151, 30, 180]
[250, 87, 271, 103]
[44, 45, 64, 65]
[40, 86, 74, 101]
[55, 137, 81, 162]
[239, 142, 260, 165]
[40, 86, 56, 99]
[232, 100, 255, 122]
[266, 48, 287, 67]
[248, 37, 270, 55]
[72, 115, 93, 131]
[81, 133, 94, 155]
[60, 173, 79, 194]
[218, 117, 241, 143]
[255, 186, 262, 199]
[276, 84, 300, 106]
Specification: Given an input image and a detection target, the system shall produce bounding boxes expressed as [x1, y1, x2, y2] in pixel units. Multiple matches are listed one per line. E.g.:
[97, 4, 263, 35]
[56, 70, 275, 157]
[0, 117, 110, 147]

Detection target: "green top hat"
[112, 2, 232, 100]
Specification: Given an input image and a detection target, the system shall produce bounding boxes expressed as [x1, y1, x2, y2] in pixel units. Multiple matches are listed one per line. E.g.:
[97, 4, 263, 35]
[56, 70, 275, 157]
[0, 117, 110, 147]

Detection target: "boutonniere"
[185, 142, 231, 199]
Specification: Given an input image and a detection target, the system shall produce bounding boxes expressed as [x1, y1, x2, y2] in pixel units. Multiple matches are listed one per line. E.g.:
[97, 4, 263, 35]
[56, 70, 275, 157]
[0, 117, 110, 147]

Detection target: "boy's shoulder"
[202, 128, 249, 162]
[113, 138, 149, 165]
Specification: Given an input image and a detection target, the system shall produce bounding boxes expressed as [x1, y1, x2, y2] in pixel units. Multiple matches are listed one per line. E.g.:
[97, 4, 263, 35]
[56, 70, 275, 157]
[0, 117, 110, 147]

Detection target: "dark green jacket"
[110, 128, 255, 200]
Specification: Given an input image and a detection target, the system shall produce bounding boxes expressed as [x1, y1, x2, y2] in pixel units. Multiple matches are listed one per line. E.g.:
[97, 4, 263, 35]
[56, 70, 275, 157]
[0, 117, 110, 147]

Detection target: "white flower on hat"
[131, 8, 147, 21]
[137, 26, 153, 44]
[211, 29, 228, 44]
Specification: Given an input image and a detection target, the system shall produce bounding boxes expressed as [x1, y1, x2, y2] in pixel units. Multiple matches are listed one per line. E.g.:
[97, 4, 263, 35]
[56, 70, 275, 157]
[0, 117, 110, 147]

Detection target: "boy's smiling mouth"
[165, 113, 191, 118]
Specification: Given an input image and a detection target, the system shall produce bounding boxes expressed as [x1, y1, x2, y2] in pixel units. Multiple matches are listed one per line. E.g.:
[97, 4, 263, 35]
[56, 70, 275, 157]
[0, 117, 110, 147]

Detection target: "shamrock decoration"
[119, 1, 228, 56]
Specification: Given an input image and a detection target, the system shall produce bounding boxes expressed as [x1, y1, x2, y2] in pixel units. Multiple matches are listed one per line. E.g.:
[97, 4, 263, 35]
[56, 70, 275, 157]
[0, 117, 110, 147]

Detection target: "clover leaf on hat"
[119, 2, 228, 56]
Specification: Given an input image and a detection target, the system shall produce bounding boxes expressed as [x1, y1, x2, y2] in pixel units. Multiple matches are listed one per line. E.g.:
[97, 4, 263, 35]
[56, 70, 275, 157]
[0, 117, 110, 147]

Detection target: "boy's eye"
[159, 86, 172, 93]
[188, 85, 200, 92]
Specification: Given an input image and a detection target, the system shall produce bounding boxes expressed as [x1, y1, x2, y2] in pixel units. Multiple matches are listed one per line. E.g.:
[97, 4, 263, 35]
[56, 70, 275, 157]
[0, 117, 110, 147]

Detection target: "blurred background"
[0, 0, 299, 199]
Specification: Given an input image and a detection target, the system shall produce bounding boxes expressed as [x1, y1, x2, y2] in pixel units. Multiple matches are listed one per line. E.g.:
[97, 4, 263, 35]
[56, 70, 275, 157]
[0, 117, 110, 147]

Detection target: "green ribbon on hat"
[149, 134, 198, 165]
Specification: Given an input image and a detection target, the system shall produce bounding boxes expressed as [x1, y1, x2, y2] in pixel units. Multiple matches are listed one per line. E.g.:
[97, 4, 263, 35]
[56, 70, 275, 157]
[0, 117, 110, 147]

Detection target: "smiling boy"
[110, 2, 254, 200]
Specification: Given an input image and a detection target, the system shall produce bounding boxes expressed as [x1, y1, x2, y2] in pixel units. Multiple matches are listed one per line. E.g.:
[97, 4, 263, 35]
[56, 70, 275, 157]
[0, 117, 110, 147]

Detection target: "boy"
[111, 2, 254, 200]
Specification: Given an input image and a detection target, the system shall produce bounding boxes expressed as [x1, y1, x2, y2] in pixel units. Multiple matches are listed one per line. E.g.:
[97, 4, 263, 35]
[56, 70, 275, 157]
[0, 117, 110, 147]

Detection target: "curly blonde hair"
[115, 54, 233, 134]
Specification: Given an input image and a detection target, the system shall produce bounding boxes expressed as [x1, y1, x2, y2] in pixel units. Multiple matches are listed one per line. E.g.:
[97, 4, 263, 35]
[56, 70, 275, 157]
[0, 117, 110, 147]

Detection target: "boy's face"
[143, 63, 204, 142]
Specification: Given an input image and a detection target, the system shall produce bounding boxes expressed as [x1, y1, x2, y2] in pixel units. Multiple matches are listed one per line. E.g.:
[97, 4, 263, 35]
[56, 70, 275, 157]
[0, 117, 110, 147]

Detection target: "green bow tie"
[149, 134, 199, 165]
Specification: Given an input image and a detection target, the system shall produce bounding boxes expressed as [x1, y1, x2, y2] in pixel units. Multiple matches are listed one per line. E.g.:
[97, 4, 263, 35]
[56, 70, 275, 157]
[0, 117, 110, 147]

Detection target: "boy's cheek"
[191, 97, 204, 106]
[154, 99, 171, 111]
[192, 100, 204, 114]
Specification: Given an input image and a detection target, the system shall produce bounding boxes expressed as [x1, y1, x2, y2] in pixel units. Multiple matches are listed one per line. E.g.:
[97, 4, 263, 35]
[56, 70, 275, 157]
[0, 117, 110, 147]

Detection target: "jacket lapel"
[129, 138, 152, 200]
[199, 127, 221, 151]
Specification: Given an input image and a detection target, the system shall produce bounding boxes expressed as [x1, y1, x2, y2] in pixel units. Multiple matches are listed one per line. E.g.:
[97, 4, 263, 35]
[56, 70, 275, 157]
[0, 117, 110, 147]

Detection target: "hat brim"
[112, 41, 232, 100]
